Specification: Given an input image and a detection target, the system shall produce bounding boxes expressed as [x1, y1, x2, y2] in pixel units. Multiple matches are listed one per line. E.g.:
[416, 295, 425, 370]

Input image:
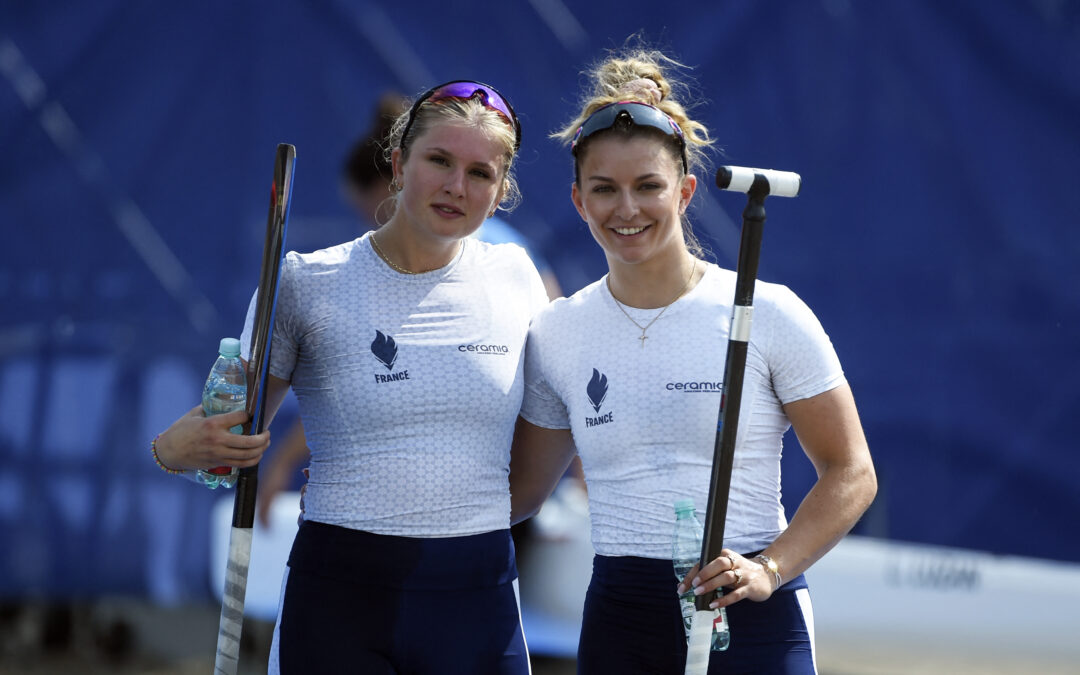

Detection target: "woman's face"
[571, 134, 696, 268]
[391, 121, 507, 244]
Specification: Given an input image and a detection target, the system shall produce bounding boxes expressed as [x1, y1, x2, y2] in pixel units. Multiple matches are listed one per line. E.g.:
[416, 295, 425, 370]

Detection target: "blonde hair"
[553, 46, 714, 258]
[385, 94, 521, 212]
[552, 48, 712, 178]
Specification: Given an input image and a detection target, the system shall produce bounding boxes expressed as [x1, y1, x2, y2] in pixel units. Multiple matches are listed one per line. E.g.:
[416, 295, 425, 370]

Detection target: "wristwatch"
[753, 554, 782, 588]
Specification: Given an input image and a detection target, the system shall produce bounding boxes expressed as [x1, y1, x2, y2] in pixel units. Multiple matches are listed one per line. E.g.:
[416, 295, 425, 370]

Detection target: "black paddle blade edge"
[235, 143, 296, 529]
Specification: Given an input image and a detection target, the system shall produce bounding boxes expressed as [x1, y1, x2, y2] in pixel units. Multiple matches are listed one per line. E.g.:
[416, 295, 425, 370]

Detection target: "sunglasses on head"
[571, 101, 687, 173]
[399, 80, 521, 152]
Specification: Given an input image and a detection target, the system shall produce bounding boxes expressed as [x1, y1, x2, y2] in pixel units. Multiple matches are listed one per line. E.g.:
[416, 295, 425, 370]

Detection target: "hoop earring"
[391, 178, 403, 193]
[374, 195, 397, 225]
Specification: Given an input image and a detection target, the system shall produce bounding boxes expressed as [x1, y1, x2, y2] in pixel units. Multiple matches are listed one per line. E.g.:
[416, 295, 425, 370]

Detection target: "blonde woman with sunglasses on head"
[152, 81, 546, 674]
[510, 48, 876, 674]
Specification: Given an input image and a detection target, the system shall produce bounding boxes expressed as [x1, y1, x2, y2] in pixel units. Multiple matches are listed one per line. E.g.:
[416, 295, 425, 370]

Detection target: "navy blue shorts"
[577, 555, 816, 675]
[274, 521, 529, 674]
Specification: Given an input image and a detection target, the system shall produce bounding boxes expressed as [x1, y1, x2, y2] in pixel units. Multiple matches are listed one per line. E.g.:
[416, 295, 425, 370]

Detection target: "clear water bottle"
[198, 337, 246, 489]
[673, 499, 730, 651]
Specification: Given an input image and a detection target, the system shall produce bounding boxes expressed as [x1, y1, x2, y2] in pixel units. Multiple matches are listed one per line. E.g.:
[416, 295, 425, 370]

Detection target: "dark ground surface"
[1, 601, 1077, 674]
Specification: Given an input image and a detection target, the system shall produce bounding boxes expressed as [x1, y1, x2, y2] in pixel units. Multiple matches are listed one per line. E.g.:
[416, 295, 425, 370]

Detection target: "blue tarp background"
[1, 1, 1077, 603]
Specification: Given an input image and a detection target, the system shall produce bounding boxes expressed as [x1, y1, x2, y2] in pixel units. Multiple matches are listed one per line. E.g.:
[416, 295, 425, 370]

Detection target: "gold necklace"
[369, 233, 460, 275]
[607, 260, 697, 348]
[369, 233, 417, 274]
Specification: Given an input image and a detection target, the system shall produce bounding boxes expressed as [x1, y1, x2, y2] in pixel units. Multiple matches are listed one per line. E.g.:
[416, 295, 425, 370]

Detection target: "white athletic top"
[520, 263, 845, 558]
[241, 231, 548, 537]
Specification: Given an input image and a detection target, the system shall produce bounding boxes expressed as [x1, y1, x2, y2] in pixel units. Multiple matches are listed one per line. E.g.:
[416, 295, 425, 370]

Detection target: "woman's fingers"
[679, 549, 744, 595]
[157, 405, 271, 471]
[199, 415, 271, 466]
[216, 407, 252, 428]
[689, 549, 752, 597]
[692, 549, 738, 586]
[207, 417, 270, 449]
[221, 453, 262, 468]
[297, 483, 308, 526]
[220, 434, 273, 465]
[676, 562, 701, 595]
[226, 430, 271, 450]
[685, 548, 777, 608]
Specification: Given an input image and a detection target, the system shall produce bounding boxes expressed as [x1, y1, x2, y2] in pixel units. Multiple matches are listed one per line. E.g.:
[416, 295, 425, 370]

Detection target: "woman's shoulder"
[753, 278, 816, 318]
[701, 262, 805, 312]
[468, 237, 535, 269]
[283, 238, 364, 274]
[531, 277, 605, 325]
[743, 277, 832, 351]
[465, 238, 548, 303]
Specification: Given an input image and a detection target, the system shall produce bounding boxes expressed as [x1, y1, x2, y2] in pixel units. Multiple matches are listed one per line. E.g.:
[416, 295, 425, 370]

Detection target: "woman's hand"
[296, 468, 310, 527]
[676, 549, 778, 609]
[154, 405, 271, 472]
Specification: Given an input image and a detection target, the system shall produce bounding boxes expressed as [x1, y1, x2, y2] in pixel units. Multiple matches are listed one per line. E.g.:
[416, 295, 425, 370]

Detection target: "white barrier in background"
[517, 481, 593, 657]
[210, 494, 1080, 663]
[210, 492, 300, 622]
[809, 535, 1080, 660]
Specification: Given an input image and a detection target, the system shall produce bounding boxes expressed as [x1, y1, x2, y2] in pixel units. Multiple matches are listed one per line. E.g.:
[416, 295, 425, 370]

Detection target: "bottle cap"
[674, 498, 695, 514]
[219, 337, 241, 357]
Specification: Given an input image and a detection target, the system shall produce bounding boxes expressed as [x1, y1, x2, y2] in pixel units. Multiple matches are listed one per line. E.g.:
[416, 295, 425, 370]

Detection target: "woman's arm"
[509, 417, 578, 525]
[768, 382, 877, 582]
[257, 419, 309, 527]
[153, 374, 292, 473]
[684, 382, 877, 607]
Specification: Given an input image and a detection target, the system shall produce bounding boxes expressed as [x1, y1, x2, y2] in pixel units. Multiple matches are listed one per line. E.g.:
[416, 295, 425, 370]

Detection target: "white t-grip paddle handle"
[684, 609, 714, 674]
[716, 165, 801, 198]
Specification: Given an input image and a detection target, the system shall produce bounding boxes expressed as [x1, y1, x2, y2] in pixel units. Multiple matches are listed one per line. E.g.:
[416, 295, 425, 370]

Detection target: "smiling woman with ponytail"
[510, 44, 876, 674]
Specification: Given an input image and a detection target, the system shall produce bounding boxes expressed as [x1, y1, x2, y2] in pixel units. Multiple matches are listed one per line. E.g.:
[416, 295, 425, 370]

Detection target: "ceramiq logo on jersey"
[585, 368, 613, 427]
[666, 380, 724, 393]
[457, 343, 510, 355]
[371, 330, 409, 383]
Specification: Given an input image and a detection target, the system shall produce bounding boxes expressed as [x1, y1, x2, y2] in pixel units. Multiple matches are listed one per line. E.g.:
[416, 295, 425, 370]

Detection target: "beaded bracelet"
[151, 434, 184, 475]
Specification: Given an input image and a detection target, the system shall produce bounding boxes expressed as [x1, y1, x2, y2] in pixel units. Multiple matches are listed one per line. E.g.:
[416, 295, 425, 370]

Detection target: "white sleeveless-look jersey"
[241, 232, 548, 537]
[521, 262, 844, 558]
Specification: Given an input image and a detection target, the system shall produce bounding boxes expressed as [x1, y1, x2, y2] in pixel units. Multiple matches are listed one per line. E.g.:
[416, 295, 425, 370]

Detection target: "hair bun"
[616, 77, 663, 106]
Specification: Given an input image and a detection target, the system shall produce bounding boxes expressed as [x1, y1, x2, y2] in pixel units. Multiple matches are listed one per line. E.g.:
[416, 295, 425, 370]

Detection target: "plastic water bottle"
[673, 499, 730, 651]
[197, 337, 246, 489]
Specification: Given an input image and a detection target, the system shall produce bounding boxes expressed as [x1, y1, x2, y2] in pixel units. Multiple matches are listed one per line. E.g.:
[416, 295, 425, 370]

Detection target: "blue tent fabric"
[1, 1, 1078, 601]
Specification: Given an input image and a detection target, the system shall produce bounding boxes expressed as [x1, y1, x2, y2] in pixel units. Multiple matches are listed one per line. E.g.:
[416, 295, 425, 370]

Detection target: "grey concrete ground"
[1, 600, 1077, 674]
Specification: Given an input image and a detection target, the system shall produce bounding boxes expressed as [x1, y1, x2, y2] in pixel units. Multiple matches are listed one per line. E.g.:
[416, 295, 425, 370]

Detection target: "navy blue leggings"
[577, 555, 815, 675]
[276, 521, 529, 674]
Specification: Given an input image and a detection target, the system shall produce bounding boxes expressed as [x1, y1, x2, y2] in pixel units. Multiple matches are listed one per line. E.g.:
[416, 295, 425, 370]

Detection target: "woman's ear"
[491, 178, 509, 216]
[390, 147, 405, 188]
[571, 182, 587, 222]
[678, 174, 698, 214]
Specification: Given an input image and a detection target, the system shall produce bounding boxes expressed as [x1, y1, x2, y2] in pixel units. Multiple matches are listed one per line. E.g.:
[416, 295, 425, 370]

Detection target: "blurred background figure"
[339, 93, 409, 228]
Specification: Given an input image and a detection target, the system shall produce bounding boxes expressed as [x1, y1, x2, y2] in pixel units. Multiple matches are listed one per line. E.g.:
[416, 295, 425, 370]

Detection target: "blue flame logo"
[371, 330, 398, 370]
[587, 368, 608, 413]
